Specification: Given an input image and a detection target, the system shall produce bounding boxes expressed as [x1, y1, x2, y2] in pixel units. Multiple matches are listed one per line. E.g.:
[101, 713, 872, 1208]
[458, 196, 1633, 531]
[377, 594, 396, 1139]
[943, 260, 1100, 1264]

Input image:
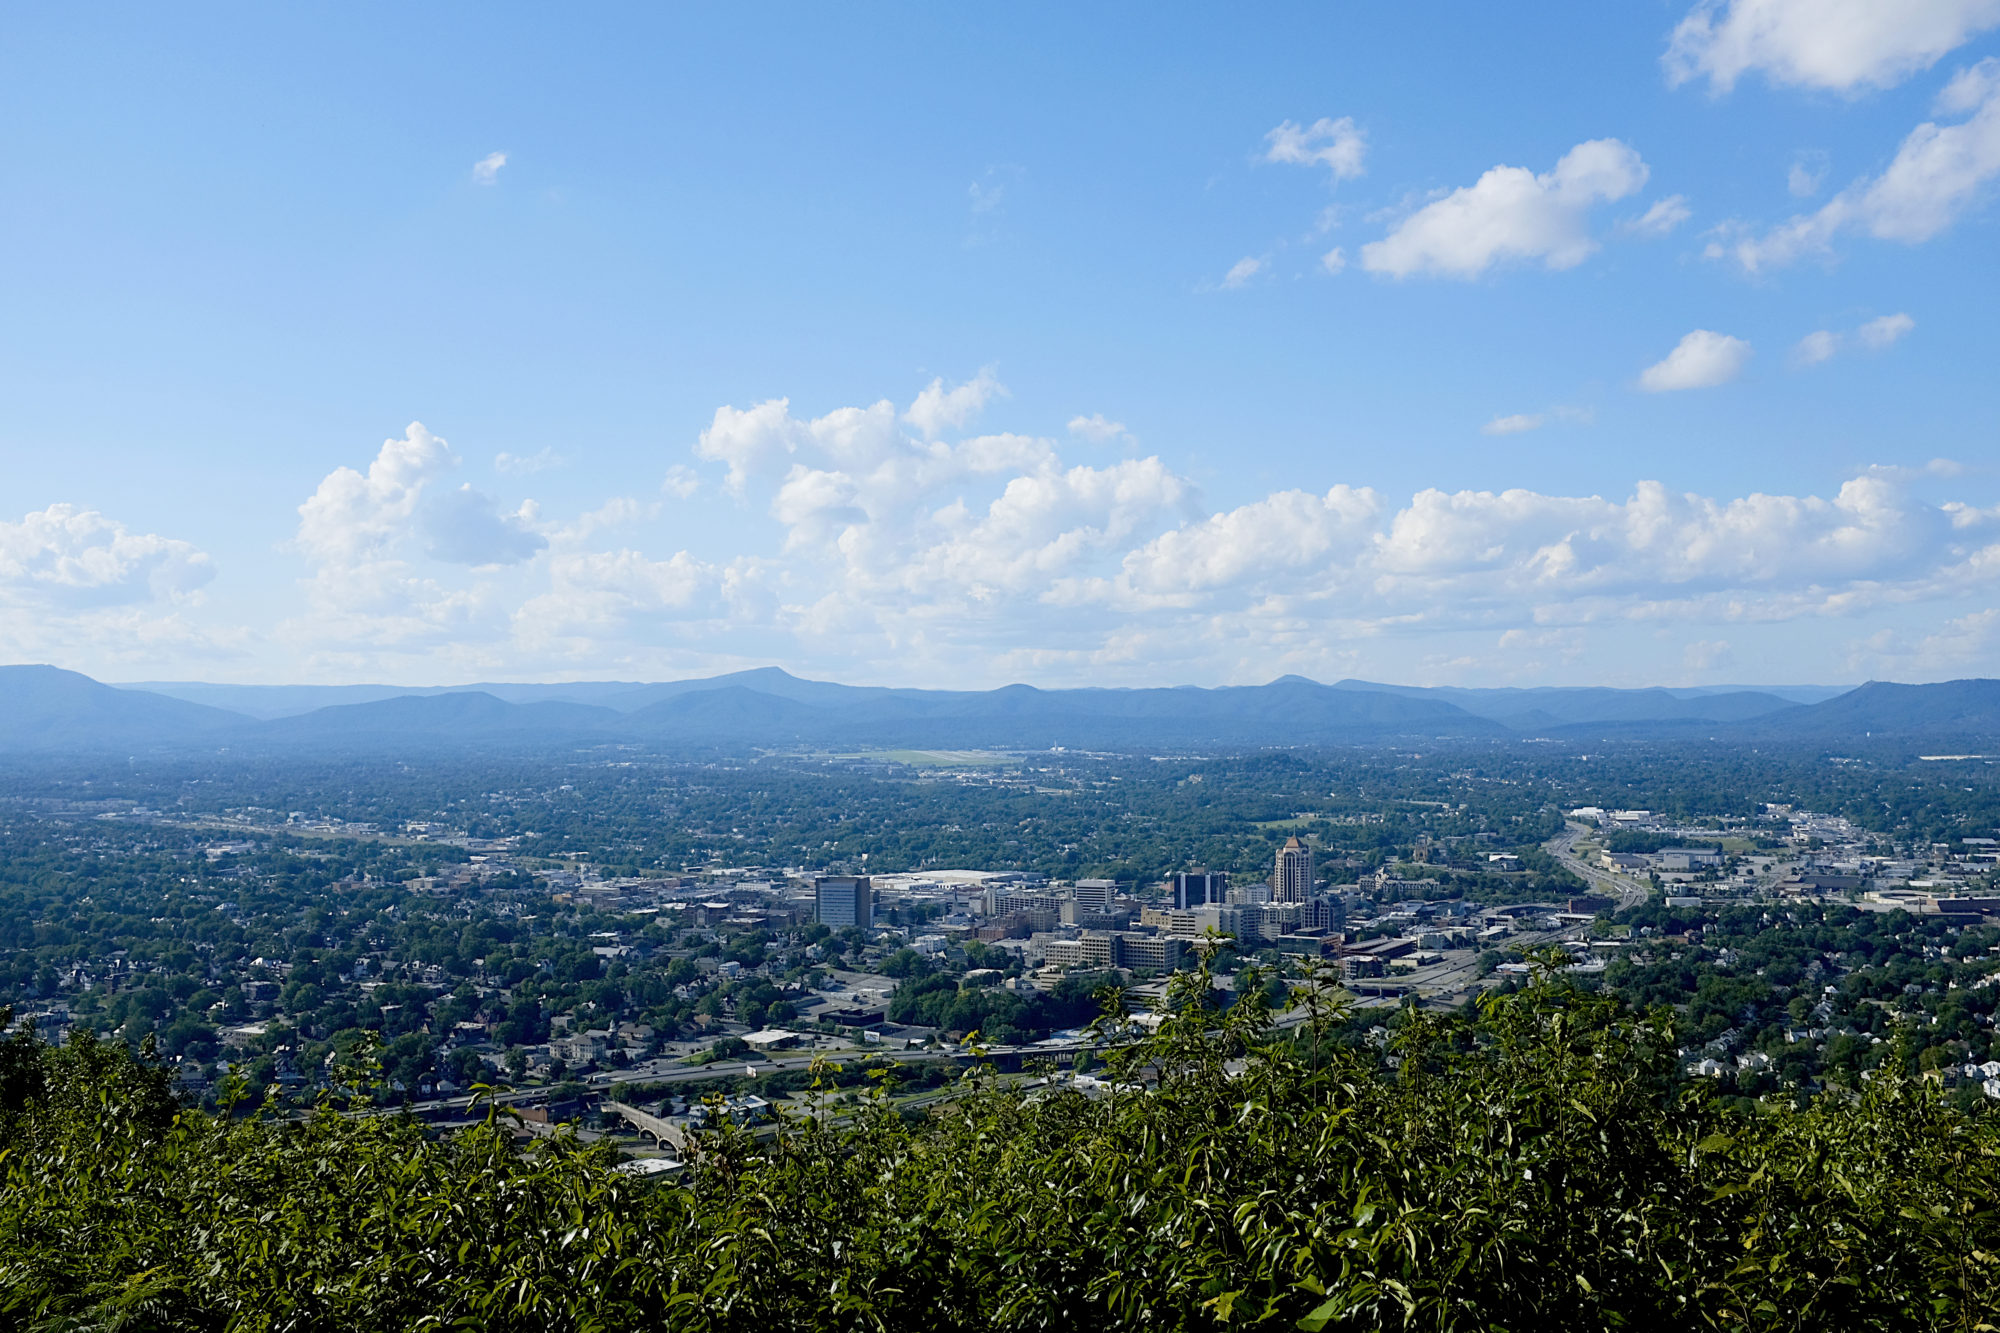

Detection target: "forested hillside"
[3, 963, 1995, 1331]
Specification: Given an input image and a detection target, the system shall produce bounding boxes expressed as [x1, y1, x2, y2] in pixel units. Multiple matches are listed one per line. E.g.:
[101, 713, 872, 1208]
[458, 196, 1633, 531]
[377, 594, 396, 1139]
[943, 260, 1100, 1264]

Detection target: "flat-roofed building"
[1154, 906, 1225, 939]
[1656, 847, 1723, 871]
[1116, 933, 1186, 971]
[1046, 932, 1118, 970]
[1173, 870, 1226, 910]
[741, 1028, 802, 1051]
[1074, 879, 1118, 914]
[815, 875, 873, 929]
[983, 887, 1068, 916]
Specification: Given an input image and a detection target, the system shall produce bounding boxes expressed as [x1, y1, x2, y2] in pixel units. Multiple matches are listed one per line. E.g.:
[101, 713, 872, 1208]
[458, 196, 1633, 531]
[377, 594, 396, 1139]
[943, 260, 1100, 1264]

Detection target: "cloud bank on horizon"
[8, 365, 1999, 688]
[3, 0, 1998, 688]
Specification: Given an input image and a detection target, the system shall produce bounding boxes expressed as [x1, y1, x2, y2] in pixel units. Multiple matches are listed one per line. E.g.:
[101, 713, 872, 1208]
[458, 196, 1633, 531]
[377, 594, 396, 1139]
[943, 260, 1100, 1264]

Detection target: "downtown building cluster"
[812, 836, 1350, 977]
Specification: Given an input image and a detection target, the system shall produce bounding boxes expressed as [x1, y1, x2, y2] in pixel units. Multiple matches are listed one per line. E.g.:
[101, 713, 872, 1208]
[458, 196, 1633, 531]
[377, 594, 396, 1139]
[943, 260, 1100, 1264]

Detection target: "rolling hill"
[258, 692, 625, 746]
[0, 665, 251, 750]
[1748, 679, 2000, 740]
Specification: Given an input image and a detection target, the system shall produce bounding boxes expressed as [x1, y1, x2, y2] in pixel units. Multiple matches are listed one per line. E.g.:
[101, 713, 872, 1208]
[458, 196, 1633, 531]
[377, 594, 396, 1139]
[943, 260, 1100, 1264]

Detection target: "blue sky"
[3, 2, 1998, 688]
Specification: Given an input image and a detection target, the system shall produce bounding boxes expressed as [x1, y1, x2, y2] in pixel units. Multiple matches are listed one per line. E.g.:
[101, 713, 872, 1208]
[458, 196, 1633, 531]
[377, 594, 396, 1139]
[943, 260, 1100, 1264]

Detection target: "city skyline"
[4, 3, 1999, 689]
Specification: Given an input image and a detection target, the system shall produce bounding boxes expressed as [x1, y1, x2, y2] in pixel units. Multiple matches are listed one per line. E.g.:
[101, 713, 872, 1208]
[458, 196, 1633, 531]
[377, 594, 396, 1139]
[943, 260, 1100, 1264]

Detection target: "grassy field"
[837, 749, 1022, 768]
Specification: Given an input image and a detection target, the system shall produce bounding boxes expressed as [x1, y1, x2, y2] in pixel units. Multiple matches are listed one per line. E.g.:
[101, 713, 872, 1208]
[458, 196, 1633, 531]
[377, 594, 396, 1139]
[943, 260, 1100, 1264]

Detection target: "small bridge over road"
[604, 1100, 690, 1157]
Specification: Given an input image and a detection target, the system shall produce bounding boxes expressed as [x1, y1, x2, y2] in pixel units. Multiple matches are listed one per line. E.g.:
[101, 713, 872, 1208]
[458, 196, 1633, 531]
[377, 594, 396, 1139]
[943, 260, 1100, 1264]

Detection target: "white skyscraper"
[1273, 836, 1313, 904]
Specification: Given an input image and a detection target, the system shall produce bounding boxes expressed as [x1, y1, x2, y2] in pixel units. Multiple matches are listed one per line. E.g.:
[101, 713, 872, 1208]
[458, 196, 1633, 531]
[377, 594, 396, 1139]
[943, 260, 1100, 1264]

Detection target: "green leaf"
[1297, 1295, 1345, 1331]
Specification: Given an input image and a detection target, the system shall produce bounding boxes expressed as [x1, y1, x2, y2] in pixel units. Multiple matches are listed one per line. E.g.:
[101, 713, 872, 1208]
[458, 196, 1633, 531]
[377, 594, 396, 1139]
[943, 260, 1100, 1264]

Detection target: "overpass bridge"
[603, 1100, 690, 1157]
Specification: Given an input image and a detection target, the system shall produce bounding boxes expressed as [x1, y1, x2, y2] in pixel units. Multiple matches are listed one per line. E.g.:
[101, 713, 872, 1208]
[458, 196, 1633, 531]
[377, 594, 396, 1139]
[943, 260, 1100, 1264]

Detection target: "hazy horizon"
[100, 668, 1861, 696]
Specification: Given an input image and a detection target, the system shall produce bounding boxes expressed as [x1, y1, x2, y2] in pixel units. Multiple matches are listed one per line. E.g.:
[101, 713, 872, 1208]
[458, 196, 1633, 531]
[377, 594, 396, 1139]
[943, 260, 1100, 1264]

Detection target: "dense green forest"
[5, 739, 1995, 880]
[1605, 900, 2000, 1106]
[3, 962, 1996, 1331]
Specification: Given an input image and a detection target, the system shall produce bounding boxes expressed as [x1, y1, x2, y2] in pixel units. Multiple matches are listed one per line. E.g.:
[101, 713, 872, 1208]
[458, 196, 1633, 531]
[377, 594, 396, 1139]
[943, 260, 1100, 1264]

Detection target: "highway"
[1544, 823, 1651, 909]
[387, 1038, 1098, 1122]
[1288, 824, 1640, 1015]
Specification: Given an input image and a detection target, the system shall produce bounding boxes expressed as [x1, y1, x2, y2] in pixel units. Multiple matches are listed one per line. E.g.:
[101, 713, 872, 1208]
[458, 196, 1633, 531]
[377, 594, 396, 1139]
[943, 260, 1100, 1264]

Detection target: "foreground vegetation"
[3, 958, 1997, 1332]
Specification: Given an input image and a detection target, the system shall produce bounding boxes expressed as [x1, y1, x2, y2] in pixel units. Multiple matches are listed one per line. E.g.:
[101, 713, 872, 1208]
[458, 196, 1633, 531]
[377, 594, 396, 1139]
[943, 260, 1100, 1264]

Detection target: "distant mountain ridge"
[115, 670, 1853, 722]
[1745, 679, 2000, 739]
[7, 663, 1996, 754]
[114, 667, 914, 719]
[250, 675, 1506, 751]
[0, 666, 253, 749]
[1327, 679, 1806, 730]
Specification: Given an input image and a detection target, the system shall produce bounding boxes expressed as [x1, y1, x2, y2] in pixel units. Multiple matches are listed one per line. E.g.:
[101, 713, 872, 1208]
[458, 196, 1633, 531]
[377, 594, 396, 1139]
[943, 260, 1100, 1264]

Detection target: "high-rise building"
[1273, 836, 1313, 903]
[1073, 878, 1118, 914]
[1173, 870, 1226, 911]
[814, 875, 873, 929]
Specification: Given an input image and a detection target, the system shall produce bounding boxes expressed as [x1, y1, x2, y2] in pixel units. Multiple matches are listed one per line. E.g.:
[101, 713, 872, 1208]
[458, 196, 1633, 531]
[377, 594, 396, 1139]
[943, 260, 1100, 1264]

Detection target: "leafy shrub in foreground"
[1, 959, 1996, 1331]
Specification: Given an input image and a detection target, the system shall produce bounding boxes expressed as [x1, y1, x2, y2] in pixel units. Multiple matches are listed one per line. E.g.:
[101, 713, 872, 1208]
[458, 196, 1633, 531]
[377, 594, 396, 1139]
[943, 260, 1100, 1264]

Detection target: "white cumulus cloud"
[1664, 0, 2000, 94]
[512, 548, 738, 651]
[0, 504, 214, 609]
[912, 457, 1192, 597]
[1119, 486, 1381, 596]
[1848, 607, 2000, 676]
[421, 485, 546, 567]
[1263, 117, 1368, 180]
[1361, 139, 1649, 279]
[1370, 472, 1946, 591]
[472, 151, 508, 184]
[295, 422, 458, 565]
[1639, 330, 1752, 391]
[1712, 61, 2000, 270]
[1483, 413, 1546, 435]
[63, 374, 2000, 686]
[1067, 414, 1130, 444]
[695, 399, 809, 495]
[658, 383, 2000, 686]
[903, 368, 1005, 439]
[285, 423, 548, 655]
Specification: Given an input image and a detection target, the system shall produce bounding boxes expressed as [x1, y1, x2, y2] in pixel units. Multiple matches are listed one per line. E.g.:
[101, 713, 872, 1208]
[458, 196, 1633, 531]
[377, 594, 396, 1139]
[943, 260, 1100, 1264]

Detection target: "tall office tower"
[1273, 836, 1313, 903]
[1073, 878, 1118, 914]
[1173, 870, 1227, 911]
[814, 875, 873, 929]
